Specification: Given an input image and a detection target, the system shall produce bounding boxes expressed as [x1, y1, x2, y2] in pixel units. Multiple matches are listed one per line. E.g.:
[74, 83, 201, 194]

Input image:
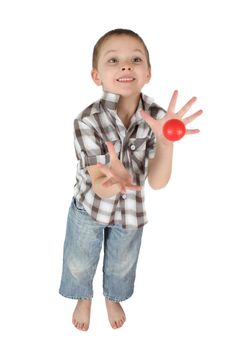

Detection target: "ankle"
[78, 299, 92, 305]
[105, 298, 119, 304]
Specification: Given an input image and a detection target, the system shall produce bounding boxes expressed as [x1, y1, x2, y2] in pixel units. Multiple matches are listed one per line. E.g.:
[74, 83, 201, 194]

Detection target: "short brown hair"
[92, 28, 151, 69]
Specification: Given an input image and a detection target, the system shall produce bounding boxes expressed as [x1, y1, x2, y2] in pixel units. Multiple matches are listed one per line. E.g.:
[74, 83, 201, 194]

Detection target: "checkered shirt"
[73, 91, 166, 229]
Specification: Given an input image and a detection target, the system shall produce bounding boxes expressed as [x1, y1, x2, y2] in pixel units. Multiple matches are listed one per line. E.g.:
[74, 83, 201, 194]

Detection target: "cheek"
[139, 68, 151, 81]
[103, 69, 117, 82]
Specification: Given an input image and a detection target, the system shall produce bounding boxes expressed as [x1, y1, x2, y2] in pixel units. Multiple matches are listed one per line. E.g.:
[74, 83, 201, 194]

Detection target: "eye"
[132, 57, 142, 63]
[108, 58, 118, 63]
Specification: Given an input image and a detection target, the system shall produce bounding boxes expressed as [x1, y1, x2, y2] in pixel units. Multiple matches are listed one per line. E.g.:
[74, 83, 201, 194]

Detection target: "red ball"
[163, 119, 186, 141]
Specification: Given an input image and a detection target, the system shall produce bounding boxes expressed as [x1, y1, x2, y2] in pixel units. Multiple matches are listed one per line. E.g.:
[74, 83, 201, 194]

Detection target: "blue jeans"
[59, 197, 143, 302]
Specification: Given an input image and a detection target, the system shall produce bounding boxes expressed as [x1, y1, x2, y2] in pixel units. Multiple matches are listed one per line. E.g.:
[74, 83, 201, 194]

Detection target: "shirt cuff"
[78, 153, 110, 169]
[148, 148, 156, 159]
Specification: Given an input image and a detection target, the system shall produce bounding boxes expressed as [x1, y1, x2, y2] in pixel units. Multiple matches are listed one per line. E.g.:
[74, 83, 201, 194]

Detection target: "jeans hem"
[59, 290, 93, 300]
[104, 292, 133, 302]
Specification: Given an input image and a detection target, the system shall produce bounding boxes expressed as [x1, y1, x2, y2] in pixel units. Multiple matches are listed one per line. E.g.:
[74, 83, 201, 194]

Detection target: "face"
[91, 35, 151, 97]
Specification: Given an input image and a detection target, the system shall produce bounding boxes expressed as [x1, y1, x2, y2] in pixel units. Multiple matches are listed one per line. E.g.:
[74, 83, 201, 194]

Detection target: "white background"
[0, 0, 232, 349]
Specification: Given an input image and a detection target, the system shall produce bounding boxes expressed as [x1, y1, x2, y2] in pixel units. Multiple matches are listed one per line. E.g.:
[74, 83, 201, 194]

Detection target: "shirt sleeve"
[74, 119, 110, 169]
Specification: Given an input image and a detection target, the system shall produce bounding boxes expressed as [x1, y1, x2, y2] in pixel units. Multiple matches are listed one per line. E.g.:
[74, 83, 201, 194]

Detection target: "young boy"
[59, 28, 202, 331]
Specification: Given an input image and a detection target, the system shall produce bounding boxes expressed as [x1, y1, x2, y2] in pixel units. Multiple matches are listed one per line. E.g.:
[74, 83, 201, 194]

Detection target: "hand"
[96, 141, 142, 193]
[140, 90, 203, 145]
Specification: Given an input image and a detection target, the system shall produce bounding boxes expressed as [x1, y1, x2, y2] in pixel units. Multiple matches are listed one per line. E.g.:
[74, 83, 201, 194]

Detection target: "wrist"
[156, 138, 173, 150]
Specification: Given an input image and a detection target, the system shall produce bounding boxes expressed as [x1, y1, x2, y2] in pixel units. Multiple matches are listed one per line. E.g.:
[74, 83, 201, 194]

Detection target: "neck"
[117, 94, 141, 127]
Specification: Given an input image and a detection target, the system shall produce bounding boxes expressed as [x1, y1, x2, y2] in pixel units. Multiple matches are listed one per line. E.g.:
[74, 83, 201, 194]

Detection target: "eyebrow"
[103, 49, 144, 57]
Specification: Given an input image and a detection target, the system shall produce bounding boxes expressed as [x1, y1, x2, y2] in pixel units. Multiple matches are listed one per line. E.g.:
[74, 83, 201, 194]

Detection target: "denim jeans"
[59, 197, 143, 302]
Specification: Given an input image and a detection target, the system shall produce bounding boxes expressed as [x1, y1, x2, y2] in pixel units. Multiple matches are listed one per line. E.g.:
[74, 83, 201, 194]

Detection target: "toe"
[77, 322, 82, 330]
[112, 321, 117, 329]
[118, 320, 123, 328]
[116, 320, 120, 328]
[83, 324, 89, 331]
[82, 323, 89, 331]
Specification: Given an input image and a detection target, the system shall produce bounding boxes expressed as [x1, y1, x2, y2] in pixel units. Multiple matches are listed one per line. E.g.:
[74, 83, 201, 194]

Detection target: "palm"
[96, 141, 142, 193]
[108, 151, 130, 183]
[140, 90, 202, 144]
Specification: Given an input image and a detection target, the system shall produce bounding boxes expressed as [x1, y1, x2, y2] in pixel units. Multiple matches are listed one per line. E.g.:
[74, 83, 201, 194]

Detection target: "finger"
[103, 177, 126, 192]
[167, 90, 178, 114]
[140, 110, 156, 129]
[186, 129, 200, 135]
[102, 178, 115, 187]
[105, 141, 118, 161]
[96, 163, 112, 177]
[176, 96, 197, 118]
[120, 184, 126, 193]
[103, 178, 142, 192]
[183, 109, 203, 125]
[102, 176, 123, 188]
[97, 164, 123, 183]
[126, 184, 142, 191]
[104, 177, 142, 191]
[128, 175, 133, 182]
[112, 171, 133, 186]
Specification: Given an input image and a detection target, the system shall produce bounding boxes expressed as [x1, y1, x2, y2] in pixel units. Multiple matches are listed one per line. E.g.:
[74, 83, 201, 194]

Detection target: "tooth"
[118, 78, 133, 81]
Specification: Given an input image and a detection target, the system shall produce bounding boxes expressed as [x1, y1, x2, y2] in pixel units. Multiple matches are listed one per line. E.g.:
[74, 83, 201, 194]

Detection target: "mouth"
[116, 76, 135, 83]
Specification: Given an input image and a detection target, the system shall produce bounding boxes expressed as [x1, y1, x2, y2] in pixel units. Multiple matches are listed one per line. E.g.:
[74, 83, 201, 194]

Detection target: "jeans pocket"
[72, 197, 86, 213]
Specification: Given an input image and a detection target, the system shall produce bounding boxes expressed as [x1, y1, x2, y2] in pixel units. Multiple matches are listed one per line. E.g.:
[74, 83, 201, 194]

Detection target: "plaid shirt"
[73, 91, 166, 229]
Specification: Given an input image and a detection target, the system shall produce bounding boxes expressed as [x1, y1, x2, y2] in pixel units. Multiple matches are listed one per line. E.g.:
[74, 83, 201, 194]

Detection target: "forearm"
[148, 142, 173, 189]
[93, 176, 122, 198]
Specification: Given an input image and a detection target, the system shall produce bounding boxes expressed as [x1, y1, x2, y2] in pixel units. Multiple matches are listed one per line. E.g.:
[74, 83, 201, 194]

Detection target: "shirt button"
[130, 144, 136, 151]
[122, 194, 127, 199]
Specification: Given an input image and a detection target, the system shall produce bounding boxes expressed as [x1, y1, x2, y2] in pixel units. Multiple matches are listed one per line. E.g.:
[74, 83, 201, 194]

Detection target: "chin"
[103, 85, 141, 97]
[117, 87, 140, 96]
[120, 91, 140, 98]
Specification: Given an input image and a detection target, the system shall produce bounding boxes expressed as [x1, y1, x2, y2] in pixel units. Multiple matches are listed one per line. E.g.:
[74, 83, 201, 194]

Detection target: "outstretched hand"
[96, 141, 142, 193]
[140, 90, 203, 145]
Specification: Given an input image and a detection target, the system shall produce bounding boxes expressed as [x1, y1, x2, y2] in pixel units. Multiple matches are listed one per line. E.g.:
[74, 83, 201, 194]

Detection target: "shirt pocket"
[128, 137, 148, 173]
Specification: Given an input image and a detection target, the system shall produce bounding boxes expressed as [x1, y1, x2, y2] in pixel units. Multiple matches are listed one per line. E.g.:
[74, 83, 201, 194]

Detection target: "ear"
[91, 69, 102, 86]
[146, 67, 152, 84]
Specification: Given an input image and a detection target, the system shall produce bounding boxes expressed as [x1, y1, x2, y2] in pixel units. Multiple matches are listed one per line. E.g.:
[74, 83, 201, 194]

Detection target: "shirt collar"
[100, 90, 155, 114]
[100, 91, 120, 111]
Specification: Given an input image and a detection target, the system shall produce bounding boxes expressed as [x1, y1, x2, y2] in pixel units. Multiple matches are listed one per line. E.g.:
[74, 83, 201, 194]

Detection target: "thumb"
[140, 110, 155, 129]
[105, 141, 118, 161]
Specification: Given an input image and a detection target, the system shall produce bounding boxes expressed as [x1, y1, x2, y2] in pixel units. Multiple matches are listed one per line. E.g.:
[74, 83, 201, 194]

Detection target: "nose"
[121, 66, 132, 71]
[121, 63, 133, 71]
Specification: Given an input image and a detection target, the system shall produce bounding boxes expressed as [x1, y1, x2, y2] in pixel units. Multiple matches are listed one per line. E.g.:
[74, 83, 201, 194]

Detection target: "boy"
[59, 28, 202, 331]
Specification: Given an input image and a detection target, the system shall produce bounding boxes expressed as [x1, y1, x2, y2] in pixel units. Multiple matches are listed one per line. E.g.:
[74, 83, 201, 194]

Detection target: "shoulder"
[74, 99, 101, 128]
[141, 93, 166, 120]
[149, 103, 166, 120]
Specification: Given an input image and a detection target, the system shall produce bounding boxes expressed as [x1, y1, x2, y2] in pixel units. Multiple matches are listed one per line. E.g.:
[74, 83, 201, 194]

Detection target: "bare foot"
[105, 299, 126, 329]
[72, 299, 92, 331]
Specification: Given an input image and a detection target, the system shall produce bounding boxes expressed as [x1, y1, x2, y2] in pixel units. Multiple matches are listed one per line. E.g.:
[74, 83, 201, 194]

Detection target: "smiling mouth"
[116, 77, 135, 82]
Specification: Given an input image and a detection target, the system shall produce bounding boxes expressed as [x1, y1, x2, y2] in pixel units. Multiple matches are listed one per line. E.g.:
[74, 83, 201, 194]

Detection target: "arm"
[147, 142, 173, 189]
[74, 119, 141, 198]
[141, 90, 202, 190]
[87, 141, 142, 198]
